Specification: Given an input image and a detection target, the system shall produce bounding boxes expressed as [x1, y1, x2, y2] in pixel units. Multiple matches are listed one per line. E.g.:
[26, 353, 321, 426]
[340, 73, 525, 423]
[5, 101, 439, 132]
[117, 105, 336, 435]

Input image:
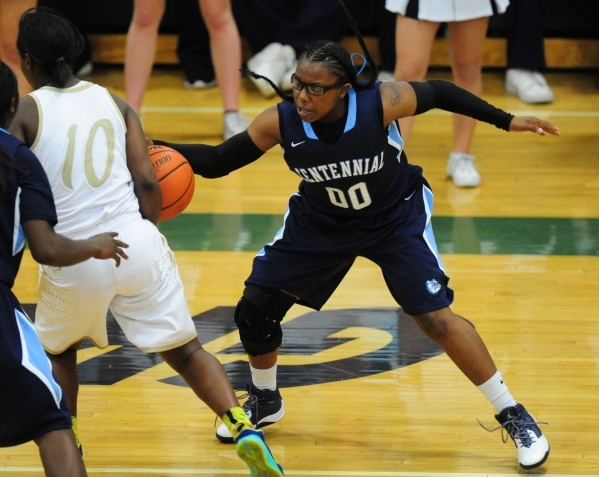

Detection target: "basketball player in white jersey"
[9, 9, 283, 476]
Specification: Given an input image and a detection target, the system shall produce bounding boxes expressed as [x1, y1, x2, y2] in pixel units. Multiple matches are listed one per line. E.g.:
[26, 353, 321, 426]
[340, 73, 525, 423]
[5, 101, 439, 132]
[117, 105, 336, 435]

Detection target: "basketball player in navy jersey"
[154, 2, 559, 470]
[0, 60, 128, 477]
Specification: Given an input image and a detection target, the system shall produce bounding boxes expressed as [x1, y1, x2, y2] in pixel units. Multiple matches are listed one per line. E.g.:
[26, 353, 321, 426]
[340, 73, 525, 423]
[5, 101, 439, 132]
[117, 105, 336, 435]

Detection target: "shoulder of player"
[248, 106, 282, 149]
[108, 92, 128, 113]
[10, 96, 38, 146]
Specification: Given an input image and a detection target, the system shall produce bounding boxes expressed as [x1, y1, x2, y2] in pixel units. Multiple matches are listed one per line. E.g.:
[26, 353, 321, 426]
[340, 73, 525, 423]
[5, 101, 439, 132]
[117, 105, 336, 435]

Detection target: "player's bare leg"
[411, 307, 496, 384]
[35, 429, 86, 477]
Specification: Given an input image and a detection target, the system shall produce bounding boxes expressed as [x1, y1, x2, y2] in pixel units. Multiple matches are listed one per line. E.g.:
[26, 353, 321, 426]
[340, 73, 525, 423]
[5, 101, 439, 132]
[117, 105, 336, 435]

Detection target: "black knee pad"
[234, 285, 296, 356]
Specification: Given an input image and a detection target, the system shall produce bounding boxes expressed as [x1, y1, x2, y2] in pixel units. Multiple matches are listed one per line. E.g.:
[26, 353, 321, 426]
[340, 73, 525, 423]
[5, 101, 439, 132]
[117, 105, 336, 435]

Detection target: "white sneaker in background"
[184, 78, 217, 89]
[247, 43, 296, 98]
[377, 70, 395, 82]
[279, 63, 297, 92]
[75, 61, 93, 77]
[505, 69, 554, 104]
[223, 111, 249, 140]
[446, 152, 481, 188]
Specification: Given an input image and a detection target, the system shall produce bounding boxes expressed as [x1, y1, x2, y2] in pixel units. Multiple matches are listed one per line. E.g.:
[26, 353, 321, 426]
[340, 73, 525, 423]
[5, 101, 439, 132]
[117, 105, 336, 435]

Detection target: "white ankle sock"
[250, 364, 277, 391]
[476, 370, 517, 413]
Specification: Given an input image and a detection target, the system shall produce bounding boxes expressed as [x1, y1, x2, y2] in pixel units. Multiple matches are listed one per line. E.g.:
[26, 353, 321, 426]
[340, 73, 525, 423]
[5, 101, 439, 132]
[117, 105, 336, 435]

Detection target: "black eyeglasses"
[290, 74, 344, 96]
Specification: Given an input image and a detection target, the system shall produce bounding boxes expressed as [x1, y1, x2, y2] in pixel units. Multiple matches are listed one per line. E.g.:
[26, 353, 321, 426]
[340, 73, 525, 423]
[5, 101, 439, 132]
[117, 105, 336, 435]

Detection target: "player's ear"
[338, 83, 351, 99]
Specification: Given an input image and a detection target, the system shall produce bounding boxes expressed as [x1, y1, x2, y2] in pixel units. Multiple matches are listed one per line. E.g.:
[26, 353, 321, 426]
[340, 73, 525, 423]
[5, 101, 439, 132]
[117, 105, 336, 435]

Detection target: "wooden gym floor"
[4, 65, 599, 476]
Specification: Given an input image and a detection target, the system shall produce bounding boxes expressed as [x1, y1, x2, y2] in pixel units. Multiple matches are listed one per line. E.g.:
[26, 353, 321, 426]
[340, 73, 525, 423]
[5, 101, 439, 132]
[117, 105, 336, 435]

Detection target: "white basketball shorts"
[385, 0, 509, 22]
[35, 215, 197, 354]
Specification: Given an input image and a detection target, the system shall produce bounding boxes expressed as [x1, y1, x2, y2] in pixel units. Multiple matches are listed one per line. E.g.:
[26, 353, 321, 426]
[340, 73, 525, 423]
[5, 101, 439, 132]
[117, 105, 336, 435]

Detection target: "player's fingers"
[116, 247, 129, 260]
[114, 239, 129, 249]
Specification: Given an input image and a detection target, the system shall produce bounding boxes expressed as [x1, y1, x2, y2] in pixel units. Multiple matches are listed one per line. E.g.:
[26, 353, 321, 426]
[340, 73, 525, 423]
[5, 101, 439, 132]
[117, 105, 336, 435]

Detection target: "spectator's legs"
[393, 15, 439, 143]
[447, 17, 488, 153]
[198, 0, 241, 113]
[275, 0, 361, 54]
[124, 0, 165, 114]
[231, 0, 286, 55]
[377, 4, 397, 76]
[177, 0, 215, 88]
[505, 0, 546, 71]
[504, 0, 553, 103]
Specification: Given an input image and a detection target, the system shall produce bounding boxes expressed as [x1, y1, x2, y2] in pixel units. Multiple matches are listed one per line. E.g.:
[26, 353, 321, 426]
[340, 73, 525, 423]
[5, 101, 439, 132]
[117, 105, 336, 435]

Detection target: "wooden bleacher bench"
[89, 34, 599, 69]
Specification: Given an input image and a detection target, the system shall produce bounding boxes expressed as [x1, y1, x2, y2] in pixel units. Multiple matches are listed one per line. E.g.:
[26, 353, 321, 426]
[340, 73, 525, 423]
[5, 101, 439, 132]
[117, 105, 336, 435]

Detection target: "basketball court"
[5, 65, 599, 476]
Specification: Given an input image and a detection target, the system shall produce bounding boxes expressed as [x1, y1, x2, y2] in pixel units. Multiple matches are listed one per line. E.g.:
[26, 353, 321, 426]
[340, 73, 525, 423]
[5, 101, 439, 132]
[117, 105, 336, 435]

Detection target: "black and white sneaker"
[216, 383, 285, 444]
[494, 403, 550, 469]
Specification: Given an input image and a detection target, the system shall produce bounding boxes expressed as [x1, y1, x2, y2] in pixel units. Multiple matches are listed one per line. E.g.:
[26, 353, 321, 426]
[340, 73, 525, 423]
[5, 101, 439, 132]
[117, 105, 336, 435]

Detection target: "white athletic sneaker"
[377, 70, 394, 82]
[184, 78, 217, 89]
[446, 152, 481, 188]
[247, 43, 296, 98]
[495, 404, 550, 470]
[223, 111, 249, 140]
[505, 69, 554, 104]
[75, 61, 93, 77]
[279, 63, 297, 92]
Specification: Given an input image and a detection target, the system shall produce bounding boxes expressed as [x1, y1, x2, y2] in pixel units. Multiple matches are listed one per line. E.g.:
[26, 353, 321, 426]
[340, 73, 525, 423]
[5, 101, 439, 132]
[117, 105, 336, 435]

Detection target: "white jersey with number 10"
[29, 81, 140, 238]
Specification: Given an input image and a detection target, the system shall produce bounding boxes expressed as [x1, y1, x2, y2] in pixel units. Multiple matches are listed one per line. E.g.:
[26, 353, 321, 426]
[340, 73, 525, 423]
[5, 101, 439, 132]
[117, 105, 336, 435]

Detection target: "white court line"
[140, 106, 599, 118]
[1, 468, 597, 476]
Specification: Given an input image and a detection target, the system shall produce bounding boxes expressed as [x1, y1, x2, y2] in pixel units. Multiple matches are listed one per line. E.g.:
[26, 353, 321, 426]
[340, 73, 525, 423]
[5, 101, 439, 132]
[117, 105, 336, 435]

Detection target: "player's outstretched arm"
[509, 117, 560, 136]
[383, 80, 560, 137]
[150, 107, 280, 179]
[23, 220, 129, 267]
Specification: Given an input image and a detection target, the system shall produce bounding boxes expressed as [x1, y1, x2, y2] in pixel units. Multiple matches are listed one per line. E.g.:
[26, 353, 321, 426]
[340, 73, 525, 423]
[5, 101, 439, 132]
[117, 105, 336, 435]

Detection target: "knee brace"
[234, 285, 297, 356]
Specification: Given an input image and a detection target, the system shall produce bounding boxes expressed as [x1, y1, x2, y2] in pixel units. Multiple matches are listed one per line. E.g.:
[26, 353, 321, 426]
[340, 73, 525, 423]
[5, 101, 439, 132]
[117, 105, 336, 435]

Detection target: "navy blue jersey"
[0, 129, 70, 447]
[248, 86, 452, 314]
[0, 129, 57, 288]
[277, 82, 424, 219]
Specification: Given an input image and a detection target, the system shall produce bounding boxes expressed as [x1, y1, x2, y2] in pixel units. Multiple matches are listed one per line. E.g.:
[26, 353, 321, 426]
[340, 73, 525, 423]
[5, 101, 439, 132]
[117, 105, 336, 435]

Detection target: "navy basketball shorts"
[0, 286, 71, 447]
[246, 185, 454, 316]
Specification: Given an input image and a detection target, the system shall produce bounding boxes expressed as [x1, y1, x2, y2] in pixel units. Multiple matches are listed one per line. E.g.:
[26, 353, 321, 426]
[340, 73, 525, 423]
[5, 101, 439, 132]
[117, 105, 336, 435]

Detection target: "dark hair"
[242, 0, 378, 102]
[0, 61, 22, 195]
[16, 7, 84, 87]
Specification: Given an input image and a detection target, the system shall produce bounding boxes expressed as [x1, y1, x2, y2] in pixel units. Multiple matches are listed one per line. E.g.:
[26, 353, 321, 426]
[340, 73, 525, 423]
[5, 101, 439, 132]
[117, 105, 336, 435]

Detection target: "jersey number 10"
[62, 120, 115, 190]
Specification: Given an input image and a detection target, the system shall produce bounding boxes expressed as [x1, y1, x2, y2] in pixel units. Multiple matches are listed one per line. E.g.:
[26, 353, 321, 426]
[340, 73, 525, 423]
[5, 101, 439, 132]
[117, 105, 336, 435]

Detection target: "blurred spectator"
[386, 0, 510, 188]
[231, 0, 395, 97]
[503, 0, 554, 103]
[125, 0, 247, 140]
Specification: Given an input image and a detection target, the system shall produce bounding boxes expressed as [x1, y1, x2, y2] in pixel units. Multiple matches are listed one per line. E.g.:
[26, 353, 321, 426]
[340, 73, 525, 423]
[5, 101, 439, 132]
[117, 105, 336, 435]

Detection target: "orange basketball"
[149, 145, 195, 221]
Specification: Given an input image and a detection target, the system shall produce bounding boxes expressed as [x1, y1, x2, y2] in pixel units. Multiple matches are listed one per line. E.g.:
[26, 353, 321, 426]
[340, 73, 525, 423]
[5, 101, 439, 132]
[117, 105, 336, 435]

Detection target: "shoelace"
[477, 417, 547, 447]
[240, 391, 259, 412]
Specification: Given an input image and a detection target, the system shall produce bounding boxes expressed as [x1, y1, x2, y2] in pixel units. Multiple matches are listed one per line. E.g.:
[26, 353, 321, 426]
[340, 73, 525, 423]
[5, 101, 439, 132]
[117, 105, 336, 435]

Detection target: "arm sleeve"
[153, 130, 266, 179]
[409, 80, 514, 131]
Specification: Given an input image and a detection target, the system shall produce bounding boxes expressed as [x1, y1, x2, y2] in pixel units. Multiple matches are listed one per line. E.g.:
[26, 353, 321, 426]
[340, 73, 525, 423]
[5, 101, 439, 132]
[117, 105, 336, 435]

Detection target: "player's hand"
[90, 232, 130, 267]
[509, 116, 560, 136]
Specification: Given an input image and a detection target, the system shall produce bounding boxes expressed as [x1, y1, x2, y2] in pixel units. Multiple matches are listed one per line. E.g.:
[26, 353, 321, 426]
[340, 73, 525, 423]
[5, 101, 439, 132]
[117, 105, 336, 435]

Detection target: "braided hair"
[243, 0, 378, 102]
[0, 62, 22, 195]
[16, 7, 84, 88]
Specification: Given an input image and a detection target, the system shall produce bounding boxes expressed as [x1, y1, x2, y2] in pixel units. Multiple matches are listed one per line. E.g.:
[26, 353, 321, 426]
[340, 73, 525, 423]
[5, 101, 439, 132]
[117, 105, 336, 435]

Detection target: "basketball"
[149, 145, 195, 221]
